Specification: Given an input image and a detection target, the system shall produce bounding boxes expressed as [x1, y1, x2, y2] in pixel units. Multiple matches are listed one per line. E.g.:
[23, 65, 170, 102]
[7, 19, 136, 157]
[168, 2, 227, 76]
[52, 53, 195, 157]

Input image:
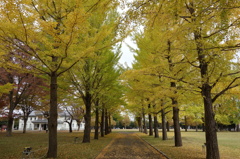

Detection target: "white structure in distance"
[18, 111, 85, 131]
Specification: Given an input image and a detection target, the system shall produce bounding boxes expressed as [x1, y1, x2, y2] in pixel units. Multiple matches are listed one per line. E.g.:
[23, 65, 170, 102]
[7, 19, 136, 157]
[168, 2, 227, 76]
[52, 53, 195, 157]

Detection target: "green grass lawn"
[0, 130, 113, 159]
[138, 130, 240, 159]
[0, 129, 239, 159]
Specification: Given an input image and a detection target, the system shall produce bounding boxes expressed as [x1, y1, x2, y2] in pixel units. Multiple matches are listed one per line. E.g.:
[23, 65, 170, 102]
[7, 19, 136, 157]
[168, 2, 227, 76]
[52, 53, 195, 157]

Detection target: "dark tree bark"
[6, 109, 14, 136]
[101, 108, 105, 137]
[46, 72, 58, 158]
[202, 84, 220, 159]
[82, 92, 92, 143]
[136, 117, 142, 132]
[172, 105, 182, 146]
[153, 114, 159, 138]
[171, 82, 182, 147]
[65, 119, 73, 133]
[21, 104, 34, 134]
[23, 116, 27, 133]
[6, 89, 16, 136]
[184, 116, 188, 132]
[77, 120, 81, 131]
[105, 109, 109, 135]
[94, 105, 99, 139]
[166, 40, 182, 146]
[108, 114, 112, 133]
[22, 112, 31, 133]
[161, 109, 167, 140]
[236, 124, 240, 132]
[166, 121, 170, 132]
[202, 117, 205, 132]
[194, 28, 220, 159]
[148, 104, 153, 136]
[142, 108, 147, 134]
[4, 69, 23, 136]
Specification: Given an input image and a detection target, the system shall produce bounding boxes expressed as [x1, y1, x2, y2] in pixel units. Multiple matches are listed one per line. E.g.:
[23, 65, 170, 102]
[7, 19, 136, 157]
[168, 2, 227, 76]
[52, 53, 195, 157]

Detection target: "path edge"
[135, 134, 171, 159]
[94, 137, 116, 159]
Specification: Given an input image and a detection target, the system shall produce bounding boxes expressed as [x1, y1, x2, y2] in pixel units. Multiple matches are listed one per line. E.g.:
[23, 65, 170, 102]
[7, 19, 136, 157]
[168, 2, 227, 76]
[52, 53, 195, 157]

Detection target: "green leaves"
[0, 83, 13, 96]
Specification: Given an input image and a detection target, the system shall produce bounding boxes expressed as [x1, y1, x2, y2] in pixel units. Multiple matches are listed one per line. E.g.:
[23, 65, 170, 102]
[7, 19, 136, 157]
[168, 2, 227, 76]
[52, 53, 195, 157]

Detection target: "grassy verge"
[0, 130, 114, 159]
[138, 130, 240, 159]
[1, 129, 239, 159]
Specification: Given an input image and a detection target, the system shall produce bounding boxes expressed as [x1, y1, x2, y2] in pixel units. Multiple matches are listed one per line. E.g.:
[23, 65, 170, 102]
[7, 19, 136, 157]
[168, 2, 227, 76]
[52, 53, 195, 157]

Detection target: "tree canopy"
[0, 1, 240, 159]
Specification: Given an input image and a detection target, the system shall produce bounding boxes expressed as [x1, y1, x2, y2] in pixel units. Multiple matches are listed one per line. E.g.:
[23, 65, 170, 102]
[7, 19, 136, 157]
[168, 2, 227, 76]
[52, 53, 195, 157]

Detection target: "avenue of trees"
[121, 1, 240, 159]
[0, 1, 240, 159]
[0, 0, 129, 158]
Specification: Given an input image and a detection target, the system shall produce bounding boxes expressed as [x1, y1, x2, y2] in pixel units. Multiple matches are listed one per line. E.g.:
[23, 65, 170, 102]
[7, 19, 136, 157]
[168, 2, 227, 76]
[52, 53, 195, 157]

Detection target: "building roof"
[27, 111, 71, 117]
[29, 111, 44, 117]
[31, 119, 64, 124]
[31, 119, 48, 124]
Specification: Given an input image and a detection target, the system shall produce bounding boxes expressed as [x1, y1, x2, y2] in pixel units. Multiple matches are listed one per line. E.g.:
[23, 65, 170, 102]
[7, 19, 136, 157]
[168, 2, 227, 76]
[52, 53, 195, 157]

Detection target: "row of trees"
[122, 1, 240, 159]
[0, 0, 130, 158]
[1, 1, 240, 159]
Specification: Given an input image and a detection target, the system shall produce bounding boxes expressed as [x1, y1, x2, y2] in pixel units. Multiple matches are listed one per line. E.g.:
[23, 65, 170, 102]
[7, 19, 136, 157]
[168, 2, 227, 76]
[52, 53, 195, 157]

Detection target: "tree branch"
[212, 77, 240, 103]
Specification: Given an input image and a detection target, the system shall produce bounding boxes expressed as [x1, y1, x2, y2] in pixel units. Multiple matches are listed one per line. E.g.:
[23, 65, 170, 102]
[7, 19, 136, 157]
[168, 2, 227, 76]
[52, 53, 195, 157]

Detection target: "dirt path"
[95, 132, 168, 159]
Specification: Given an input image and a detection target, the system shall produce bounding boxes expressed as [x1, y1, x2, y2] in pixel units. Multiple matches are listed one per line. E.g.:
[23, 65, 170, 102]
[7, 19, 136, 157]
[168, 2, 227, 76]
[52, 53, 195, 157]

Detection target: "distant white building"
[18, 111, 85, 131]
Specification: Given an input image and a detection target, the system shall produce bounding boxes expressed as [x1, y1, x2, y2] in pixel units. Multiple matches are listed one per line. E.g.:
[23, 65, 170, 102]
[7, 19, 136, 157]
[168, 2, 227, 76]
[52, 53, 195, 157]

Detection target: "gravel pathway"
[95, 132, 168, 159]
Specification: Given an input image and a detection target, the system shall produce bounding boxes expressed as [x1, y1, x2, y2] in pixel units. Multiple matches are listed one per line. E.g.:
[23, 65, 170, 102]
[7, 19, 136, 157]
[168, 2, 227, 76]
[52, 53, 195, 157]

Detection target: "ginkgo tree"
[61, 5, 128, 143]
[176, 2, 240, 159]
[0, 0, 129, 158]
[213, 92, 240, 131]
[128, 24, 186, 146]
[127, 0, 240, 159]
[66, 48, 124, 142]
[121, 67, 164, 135]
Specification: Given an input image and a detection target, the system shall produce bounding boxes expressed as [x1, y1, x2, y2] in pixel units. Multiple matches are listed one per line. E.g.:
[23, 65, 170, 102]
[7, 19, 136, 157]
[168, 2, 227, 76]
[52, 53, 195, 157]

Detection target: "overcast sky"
[119, 36, 137, 67]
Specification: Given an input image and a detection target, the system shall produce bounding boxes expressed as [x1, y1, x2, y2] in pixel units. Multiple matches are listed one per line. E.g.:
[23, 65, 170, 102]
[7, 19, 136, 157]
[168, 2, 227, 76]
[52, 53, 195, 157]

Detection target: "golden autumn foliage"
[0, 0, 130, 158]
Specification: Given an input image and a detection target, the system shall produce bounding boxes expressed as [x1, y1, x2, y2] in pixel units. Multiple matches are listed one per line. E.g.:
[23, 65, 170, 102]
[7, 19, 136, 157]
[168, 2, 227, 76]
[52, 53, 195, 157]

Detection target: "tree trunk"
[153, 114, 159, 138]
[68, 120, 73, 133]
[142, 108, 147, 134]
[101, 108, 105, 137]
[46, 72, 58, 158]
[166, 40, 181, 145]
[77, 120, 81, 131]
[184, 116, 188, 132]
[202, 117, 205, 132]
[22, 112, 31, 133]
[105, 109, 109, 135]
[194, 27, 220, 158]
[136, 117, 142, 132]
[171, 82, 182, 147]
[148, 104, 153, 136]
[6, 90, 14, 137]
[166, 121, 170, 132]
[202, 84, 220, 159]
[236, 124, 240, 132]
[23, 116, 27, 133]
[161, 109, 167, 140]
[82, 92, 92, 143]
[172, 106, 182, 146]
[94, 106, 99, 140]
[6, 111, 14, 136]
[108, 114, 111, 133]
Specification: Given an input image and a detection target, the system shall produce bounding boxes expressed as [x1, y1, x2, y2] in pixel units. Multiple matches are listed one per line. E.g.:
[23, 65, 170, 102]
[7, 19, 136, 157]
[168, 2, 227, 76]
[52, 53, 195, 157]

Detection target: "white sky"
[119, 36, 137, 67]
